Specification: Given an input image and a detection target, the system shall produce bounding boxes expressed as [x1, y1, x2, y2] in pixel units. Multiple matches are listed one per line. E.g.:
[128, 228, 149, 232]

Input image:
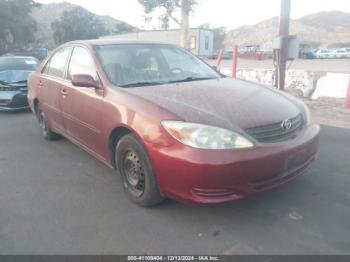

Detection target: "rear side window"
[68, 47, 97, 80]
[44, 47, 71, 78]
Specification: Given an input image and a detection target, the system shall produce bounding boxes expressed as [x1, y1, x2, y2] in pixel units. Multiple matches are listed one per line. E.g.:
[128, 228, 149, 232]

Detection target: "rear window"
[0, 57, 38, 71]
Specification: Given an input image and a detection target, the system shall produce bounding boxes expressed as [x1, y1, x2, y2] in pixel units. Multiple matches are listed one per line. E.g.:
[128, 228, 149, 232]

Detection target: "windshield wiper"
[168, 76, 218, 84]
[0, 80, 27, 86]
[10, 80, 27, 84]
[119, 81, 165, 88]
[0, 80, 10, 85]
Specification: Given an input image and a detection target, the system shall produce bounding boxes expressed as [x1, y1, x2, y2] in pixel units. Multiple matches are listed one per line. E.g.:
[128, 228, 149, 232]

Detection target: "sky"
[36, 0, 350, 30]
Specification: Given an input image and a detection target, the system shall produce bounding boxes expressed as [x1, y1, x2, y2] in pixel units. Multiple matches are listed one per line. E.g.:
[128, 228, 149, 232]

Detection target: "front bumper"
[0, 91, 29, 112]
[147, 124, 320, 204]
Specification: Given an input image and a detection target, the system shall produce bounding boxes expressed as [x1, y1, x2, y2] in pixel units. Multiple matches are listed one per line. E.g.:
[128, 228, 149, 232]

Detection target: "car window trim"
[41, 46, 73, 81]
[67, 45, 100, 83]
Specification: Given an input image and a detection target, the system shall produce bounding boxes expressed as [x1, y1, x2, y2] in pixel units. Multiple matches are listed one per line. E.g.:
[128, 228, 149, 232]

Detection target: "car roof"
[65, 39, 176, 48]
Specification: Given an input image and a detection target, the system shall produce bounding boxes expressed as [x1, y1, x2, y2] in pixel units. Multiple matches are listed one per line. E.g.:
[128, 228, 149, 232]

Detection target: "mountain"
[31, 2, 135, 49]
[225, 11, 350, 50]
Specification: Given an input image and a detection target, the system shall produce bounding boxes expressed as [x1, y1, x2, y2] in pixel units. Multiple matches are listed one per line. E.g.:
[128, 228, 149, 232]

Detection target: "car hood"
[124, 77, 301, 131]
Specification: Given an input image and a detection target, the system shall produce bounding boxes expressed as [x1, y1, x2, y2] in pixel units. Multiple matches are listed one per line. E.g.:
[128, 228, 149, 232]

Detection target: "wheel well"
[109, 126, 132, 169]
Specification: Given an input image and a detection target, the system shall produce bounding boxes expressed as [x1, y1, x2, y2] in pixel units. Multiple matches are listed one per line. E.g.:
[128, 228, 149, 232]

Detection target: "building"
[100, 28, 214, 57]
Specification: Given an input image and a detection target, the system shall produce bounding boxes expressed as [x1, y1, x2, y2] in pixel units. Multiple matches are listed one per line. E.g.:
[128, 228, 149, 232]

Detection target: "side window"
[68, 47, 97, 80]
[205, 36, 209, 50]
[45, 47, 71, 78]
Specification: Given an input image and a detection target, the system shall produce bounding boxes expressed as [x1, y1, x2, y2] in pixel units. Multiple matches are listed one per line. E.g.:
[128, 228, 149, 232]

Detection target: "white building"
[100, 28, 214, 57]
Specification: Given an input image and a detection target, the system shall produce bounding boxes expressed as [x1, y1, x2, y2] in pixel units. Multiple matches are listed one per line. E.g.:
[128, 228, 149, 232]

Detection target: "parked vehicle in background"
[209, 50, 233, 60]
[315, 49, 336, 59]
[339, 48, 350, 58]
[334, 49, 348, 58]
[3, 48, 49, 61]
[222, 50, 233, 59]
[28, 40, 320, 207]
[299, 49, 316, 59]
[299, 44, 317, 59]
[0, 56, 39, 111]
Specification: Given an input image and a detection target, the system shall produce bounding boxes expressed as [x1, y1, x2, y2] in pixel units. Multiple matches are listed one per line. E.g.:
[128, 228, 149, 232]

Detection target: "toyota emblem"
[281, 119, 292, 131]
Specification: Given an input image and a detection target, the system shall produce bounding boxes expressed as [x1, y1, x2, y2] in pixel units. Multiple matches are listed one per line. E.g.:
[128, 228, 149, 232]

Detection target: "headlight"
[161, 121, 254, 149]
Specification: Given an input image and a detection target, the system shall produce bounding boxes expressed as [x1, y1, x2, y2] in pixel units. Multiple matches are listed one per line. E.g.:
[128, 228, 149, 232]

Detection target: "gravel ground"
[305, 98, 350, 129]
[285, 89, 350, 129]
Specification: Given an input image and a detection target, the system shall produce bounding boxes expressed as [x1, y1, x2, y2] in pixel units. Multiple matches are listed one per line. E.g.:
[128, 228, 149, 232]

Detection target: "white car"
[334, 49, 348, 58]
[316, 49, 336, 59]
[341, 48, 350, 58]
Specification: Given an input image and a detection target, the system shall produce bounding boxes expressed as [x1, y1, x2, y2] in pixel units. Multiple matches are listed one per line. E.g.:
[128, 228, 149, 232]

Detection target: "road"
[0, 111, 349, 254]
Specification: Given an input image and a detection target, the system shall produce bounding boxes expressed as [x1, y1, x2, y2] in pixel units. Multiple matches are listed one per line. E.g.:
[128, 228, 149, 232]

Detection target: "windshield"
[95, 44, 220, 87]
[0, 57, 38, 83]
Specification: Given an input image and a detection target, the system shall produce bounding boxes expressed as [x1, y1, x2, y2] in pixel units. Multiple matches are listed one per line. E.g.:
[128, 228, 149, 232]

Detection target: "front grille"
[0, 85, 26, 92]
[0, 87, 21, 92]
[0, 99, 11, 105]
[245, 114, 303, 143]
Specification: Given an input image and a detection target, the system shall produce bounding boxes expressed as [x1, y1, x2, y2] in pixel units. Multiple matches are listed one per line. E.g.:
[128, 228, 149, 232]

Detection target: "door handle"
[38, 81, 43, 88]
[61, 89, 68, 96]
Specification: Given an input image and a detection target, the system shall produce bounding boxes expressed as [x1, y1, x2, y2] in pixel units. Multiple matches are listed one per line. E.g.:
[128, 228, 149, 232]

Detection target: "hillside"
[31, 2, 135, 49]
[225, 11, 350, 50]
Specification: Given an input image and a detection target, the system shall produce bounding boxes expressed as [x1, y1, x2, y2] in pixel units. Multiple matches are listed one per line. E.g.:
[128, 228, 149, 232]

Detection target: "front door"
[61, 46, 105, 156]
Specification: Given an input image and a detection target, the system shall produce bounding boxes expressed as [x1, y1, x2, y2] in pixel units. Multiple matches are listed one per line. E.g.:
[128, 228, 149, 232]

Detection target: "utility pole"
[275, 0, 291, 90]
[180, 0, 190, 49]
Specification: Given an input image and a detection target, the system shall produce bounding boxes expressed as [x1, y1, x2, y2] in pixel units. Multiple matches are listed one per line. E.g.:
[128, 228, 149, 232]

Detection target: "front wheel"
[116, 134, 165, 207]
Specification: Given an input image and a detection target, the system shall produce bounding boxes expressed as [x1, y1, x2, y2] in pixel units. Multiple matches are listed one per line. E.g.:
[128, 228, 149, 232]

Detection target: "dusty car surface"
[0, 56, 39, 111]
[28, 39, 320, 206]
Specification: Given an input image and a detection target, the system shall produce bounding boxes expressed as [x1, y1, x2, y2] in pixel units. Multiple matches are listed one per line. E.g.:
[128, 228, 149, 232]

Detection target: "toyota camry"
[28, 40, 320, 206]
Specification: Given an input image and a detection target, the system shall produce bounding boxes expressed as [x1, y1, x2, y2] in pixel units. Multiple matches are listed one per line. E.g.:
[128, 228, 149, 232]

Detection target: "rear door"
[62, 45, 105, 156]
[40, 47, 72, 133]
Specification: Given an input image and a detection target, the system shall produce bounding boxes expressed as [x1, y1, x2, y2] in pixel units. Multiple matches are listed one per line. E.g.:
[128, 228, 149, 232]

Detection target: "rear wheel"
[36, 104, 60, 141]
[116, 134, 164, 207]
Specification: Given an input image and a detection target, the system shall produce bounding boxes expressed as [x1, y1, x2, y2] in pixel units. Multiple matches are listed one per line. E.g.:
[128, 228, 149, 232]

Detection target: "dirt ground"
[304, 98, 350, 129]
[286, 88, 350, 129]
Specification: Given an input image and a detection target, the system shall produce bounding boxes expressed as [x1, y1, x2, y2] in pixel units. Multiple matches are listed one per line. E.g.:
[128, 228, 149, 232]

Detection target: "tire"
[116, 134, 165, 207]
[36, 104, 61, 141]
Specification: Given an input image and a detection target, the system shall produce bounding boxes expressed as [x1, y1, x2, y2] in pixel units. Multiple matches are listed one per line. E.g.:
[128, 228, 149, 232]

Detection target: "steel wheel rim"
[122, 151, 145, 197]
[39, 110, 48, 136]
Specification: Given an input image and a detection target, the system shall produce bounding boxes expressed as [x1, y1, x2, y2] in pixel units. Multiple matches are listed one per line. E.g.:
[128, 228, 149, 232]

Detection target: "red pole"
[232, 45, 238, 78]
[344, 75, 350, 109]
[215, 48, 224, 68]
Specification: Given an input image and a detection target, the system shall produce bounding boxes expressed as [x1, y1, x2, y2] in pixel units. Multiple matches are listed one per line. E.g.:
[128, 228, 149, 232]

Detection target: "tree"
[51, 7, 108, 45]
[0, 0, 39, 54]
[138, 0, 196, 49]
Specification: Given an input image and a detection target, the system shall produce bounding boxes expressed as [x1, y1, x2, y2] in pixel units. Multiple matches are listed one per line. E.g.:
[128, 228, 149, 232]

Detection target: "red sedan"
[28, 40, 320, 206]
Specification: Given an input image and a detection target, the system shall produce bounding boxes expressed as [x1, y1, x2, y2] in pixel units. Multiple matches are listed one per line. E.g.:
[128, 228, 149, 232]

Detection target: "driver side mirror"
[71, 74, 100, 88]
